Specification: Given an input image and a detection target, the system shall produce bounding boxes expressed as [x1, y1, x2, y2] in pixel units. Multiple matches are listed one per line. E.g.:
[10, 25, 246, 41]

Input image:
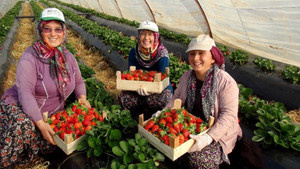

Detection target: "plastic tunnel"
[55, 0, 300, 67]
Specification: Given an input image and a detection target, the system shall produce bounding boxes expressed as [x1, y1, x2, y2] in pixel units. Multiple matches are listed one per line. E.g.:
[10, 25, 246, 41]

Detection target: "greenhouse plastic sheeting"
[0, 0, 19, 18]
[59, 0, 300, 67]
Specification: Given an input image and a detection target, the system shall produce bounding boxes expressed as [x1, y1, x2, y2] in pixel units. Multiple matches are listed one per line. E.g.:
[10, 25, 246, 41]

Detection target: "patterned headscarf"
[32, 20, 70, 101]
[185, 46, 225, 121]
[136, 30, 168, 68]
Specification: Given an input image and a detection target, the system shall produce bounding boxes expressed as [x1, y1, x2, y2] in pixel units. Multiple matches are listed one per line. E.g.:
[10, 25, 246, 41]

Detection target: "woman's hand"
[137, 88, 152, 96]
[188, 133, 213, 153]
[78, 95, 91, 109]
[35, 120, 56, 145]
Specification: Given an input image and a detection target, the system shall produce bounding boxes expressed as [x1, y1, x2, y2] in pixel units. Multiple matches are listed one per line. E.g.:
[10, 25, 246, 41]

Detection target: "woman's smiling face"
[189, 50, 215, 79]
[139, 30, 155, 49]
[41, 20, 64, 48]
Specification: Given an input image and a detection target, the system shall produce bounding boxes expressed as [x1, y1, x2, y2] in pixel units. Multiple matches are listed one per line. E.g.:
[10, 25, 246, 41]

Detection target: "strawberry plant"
[144, 108, 208, 146]
[84, 77, 115, 110]
[238, 84, 265, 120]
[280, 65, 300, 84]
[229, 49, 249, 65]
[253, 57, 276, 72]
[111, 133, 165, 168]
[0, 2, 22, 44]
[79, 64, 95, 79]
[252, 102, 300, 151]
[169, 53, 192, 88]
[76, 104, 137, 158]
[216, 44, 230, 56]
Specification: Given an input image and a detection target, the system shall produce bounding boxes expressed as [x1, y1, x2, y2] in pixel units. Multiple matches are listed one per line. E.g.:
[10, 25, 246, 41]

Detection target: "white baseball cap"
[138, 20, 159, 32]
[186, 34, 216, 53]
[40, 8, 65, 22]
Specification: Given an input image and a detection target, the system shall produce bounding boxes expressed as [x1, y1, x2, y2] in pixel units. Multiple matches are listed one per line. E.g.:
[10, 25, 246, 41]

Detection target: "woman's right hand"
[35, 120, 56, 145]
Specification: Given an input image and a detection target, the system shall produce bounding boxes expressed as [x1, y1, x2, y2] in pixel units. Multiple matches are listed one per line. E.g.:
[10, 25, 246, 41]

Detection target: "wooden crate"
[53, 134, 87, 155]
[116, 66, 170, 93]
[138, 99, 214, 161]
[43, 111, 107, 155]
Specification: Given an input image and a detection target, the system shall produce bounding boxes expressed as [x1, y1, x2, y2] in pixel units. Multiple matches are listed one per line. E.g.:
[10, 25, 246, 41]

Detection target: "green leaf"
[120, 141, 131, 154]
[138, 153, 146, 162]
[123, 154, 134, 165]
[252, 135, 264, 142]
[255, 122, 264, 129]
[86, 129, 94, 136]
[112, 146, 125, 156]
[120, 165, 127, 169]
[87, 147, 93, 158]
[128, 139, 136, 147]
[135, 133, 142, 143]
[110, 129, 122, 140]
[111, 160, 121, 169]
[290, 141, 300, 151]
[108, 140, 119, 148]
[138, 138, 148, 147]
[94, 146, 103, 156]
[88, 137, 96, 149]
[76, 140, 88, 151]
[153, 152, 165, 161]
[128, 164, 137, 169]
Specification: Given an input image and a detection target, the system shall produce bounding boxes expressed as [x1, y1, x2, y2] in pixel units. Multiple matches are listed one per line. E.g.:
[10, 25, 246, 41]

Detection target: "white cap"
[138, 20, 159, 32]
[186, 34, 216, 53]
[40, 8, 65, 22]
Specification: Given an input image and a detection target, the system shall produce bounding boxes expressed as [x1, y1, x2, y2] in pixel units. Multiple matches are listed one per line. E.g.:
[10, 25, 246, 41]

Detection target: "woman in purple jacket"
[155, 35, 242, 168]
[0, 8, 90, 168]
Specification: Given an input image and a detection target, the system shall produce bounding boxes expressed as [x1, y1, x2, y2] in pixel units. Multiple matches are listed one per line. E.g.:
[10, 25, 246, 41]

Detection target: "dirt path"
[67, 29, 119, 97]
[2, 2, 35, 92]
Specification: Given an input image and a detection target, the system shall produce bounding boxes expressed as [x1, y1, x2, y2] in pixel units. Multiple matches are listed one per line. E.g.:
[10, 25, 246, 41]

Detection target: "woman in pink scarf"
[0, 8, 90, 168]
[160, 34, 242, 168]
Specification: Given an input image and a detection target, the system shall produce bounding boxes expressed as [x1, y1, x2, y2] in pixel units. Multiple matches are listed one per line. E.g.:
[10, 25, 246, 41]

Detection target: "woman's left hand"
[78, 95, 91, 109]
[36, 120, 56, 145]
[188, 133, 213, 153]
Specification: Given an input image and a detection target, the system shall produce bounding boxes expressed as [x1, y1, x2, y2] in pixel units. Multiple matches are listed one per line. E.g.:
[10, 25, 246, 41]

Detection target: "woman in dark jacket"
[118, 20, 172, 119]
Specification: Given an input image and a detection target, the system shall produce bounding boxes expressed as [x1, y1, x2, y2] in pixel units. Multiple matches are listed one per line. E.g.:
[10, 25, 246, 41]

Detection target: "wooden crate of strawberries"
[116, 66, 169, 93]
[138, 99, 214, 161]
[44, 101, 106, 155]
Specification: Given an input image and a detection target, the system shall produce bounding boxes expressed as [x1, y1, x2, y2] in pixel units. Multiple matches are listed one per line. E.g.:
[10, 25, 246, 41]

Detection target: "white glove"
[151, 110, 162, 118]
[188, 133, 213, 153]
[137, 88, 150, 96]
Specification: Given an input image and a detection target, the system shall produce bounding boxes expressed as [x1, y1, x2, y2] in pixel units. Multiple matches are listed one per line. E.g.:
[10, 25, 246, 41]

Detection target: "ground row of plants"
[0, 1, 22, 45]
[238, 84, 300, 151]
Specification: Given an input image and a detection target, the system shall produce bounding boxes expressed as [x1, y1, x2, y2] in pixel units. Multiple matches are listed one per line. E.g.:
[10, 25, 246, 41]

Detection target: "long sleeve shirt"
[165, 69, 242, 155]
[1, 46, 86, 122]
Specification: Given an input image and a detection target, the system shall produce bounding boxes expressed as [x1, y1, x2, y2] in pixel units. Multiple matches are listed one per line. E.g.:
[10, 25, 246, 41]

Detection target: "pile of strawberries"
[121, 69, 167, 82]
[47, 102, 104, 141]
[144, 108, 207, 146]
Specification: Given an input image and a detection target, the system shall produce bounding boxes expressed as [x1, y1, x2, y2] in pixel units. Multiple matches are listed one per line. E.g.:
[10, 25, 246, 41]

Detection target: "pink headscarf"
[210, 46, 225, 70]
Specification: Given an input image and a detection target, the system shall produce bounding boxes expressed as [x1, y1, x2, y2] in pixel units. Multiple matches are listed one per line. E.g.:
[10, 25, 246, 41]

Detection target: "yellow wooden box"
[138, 99, 214, 161]
[116, 66, 170, 93]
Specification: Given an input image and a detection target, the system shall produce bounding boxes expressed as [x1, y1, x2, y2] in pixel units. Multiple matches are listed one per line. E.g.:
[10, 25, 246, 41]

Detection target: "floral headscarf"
[32, 20, 70, 101]
[135, 30, 168, 68]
